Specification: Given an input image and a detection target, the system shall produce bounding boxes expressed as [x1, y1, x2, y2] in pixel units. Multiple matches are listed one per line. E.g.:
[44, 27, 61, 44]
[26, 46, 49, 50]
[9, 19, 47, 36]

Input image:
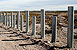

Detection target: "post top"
[25, 10, 29, 12]
[17, 11, 20, 13]
[68, 6, 74, 8]
[41, 9, 44, 11]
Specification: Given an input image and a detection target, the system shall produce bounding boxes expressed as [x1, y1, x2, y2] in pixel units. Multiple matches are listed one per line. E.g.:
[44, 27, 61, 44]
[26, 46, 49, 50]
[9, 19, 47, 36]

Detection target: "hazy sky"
[0, 0, 76, 11]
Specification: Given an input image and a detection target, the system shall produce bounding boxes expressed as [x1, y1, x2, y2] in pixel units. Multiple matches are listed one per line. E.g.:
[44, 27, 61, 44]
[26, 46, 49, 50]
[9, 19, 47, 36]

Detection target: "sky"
[0, 0, 76, 11]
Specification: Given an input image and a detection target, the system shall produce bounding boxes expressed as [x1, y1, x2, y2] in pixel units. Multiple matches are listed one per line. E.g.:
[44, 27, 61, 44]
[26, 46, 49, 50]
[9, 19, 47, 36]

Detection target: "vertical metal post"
[4, 16, 6, 25]
[17, 11, 20, 29]
[59, 16, 61, 23]
[0, 13, 2, 22]
[52, 16, 57, 42]
[32, 16, 36, 35]
[6, 13, 8, 26]
[3, 13, 5, 24]
[11, 12, 13, 27]
[41, 9, 45, 38]
[13, 15, 15, 28]
[8, 16, 11, 26]
[20, 15, 23, 31]
[26, 11, 29, 33]
[0, 13, 1, 17]
[67, 6, 74, 48]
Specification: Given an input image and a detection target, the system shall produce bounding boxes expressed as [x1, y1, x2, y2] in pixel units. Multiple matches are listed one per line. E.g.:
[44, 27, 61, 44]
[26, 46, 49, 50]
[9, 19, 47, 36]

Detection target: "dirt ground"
[0, 22, 77, 50]
[0, 23, 46, 50]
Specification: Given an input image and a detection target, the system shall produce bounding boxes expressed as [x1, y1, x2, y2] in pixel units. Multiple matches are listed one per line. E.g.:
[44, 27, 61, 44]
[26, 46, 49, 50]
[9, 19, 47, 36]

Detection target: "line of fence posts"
[1, 6, 74, 48]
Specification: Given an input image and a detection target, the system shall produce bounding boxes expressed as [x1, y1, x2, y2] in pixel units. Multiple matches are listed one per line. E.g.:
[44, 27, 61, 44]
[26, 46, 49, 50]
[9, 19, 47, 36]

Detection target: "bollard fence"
[13, 15, 16, 28]
[11, 12, 13, 27]
[20, 15, 23, 31]
[0, 6, 75, 49]
[26, 11, 29, 33]
[8, 16, 11, 26]
[41, 9, 45, 39]
[52, 16, 57, 42]
[67, 6, 74, 48]
[32, 16, 36, 35]
[17, 11, 20, 29]
[6, 13, 8, 26]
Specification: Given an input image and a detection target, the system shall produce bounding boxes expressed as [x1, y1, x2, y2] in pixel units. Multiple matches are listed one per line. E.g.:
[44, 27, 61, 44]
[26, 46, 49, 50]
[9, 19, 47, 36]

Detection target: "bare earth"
[0, 23, 46, 50]
[0, 22, 77, 50]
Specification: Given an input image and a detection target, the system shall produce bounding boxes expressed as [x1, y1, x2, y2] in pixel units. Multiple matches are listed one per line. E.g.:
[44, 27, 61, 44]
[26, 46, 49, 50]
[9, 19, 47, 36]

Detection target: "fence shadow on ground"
[0, 32, 14, 34]
[7, 34, 23, 37]
[74, 35, 77, 39]
[45, 30, 52, 34]
[2, 37, 30, 41]
[19, 41, 39, 46]
[48, 46, 67, 50]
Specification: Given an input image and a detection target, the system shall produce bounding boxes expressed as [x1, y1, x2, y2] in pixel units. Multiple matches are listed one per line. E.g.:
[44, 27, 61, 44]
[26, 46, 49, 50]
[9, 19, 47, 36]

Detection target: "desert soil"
[0, 23, 46, 50]
[0, 22, 77, 50]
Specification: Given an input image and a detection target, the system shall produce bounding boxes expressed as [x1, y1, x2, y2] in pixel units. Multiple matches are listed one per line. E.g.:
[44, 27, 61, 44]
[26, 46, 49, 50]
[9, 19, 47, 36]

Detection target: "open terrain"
[0, 11, 77, 50]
